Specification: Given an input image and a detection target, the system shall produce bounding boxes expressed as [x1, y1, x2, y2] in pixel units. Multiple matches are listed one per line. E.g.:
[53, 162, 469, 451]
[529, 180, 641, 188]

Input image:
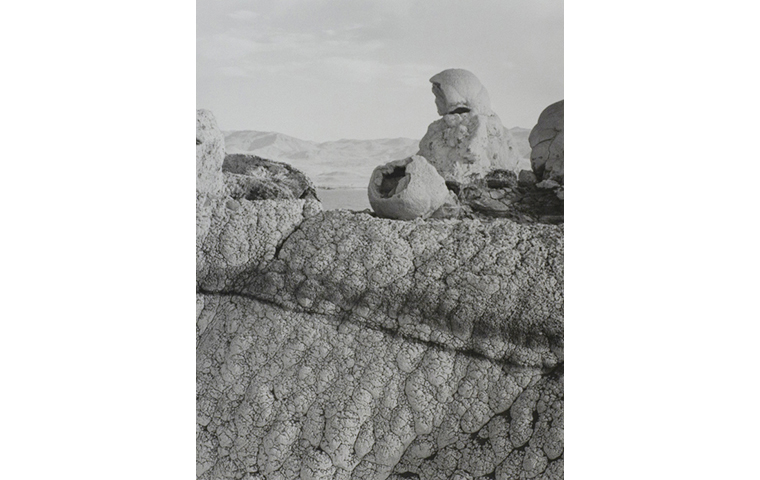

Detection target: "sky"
[197, 0, 563, 141]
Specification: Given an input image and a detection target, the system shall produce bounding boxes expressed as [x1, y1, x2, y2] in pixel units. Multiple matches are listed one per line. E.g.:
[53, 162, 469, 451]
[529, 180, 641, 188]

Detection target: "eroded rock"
[197, 109, 227, 249]
[418, 69, 528, 185]
[529, 100, 564, 187]
[429, 68, 493, 116]
[196, 109, 225, 197]
[368, 155, 453, 220]
[222, 154, 318, 201]
[196, 108, 563, 479]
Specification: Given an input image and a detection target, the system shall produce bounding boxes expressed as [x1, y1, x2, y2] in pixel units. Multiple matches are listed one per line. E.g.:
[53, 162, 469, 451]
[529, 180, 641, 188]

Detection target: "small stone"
[536, 179, 560, 189]
[470, 197, 509, 213]
[485, 170, 518, 189]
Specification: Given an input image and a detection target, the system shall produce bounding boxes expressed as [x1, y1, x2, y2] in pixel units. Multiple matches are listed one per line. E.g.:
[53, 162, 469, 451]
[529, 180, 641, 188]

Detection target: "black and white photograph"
[196, 2, 563, 478]
[6, 1, 760, 480]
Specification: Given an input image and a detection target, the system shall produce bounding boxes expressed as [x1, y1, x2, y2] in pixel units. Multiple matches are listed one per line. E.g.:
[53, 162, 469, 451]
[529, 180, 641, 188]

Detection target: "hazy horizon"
[197, 0, 563, 142]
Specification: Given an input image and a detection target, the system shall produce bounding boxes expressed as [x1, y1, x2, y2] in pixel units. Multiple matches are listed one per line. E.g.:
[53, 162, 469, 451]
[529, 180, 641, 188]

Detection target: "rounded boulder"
[368, 155, 452, 220]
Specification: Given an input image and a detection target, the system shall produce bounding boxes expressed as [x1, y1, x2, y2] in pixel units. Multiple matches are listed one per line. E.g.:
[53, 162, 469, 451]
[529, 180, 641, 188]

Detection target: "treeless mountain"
[223, 129, 530, 189]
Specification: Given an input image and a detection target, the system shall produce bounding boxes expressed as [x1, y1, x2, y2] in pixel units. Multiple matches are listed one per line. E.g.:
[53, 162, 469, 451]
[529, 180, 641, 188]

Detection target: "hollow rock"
[368, 155, 452, 220]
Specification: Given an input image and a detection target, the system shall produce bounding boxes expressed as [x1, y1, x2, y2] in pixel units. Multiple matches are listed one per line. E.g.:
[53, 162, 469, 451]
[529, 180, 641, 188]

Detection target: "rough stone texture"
[197, 295, 563, 480]
[197, 109, 563, 479]
[455, 172, 564, 225]
[198, 210, 563, 369]
[368, 155, 453, 220]
[197, 109, 226, 197]
[223, 154, 319, 201]
[197, 109, 227, 250]
[418, 70, 528, 185]
[528, 101, 564, 187]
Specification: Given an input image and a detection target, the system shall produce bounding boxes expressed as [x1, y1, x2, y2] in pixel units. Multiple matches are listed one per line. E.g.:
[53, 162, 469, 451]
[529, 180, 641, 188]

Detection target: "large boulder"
[418, 69, 526, 185]
[529, 100, 564, 188]
[197, 207, 564, 479]
[197, 109, 564, 479]
[367, 155, 452, 220]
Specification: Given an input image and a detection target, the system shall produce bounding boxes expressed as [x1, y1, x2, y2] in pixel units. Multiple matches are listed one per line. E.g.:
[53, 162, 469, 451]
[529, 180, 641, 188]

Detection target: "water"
[317, 188, 370, 211]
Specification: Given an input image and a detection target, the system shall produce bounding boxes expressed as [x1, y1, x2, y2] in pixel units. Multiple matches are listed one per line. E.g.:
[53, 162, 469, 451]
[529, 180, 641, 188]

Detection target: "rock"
[368, 155, 452, 220]
[196, 110, 226, 250]
[222, 154, 318, 201]
[485, 170, 518, 189]
[418, 69, 526, 185]
[197, 205, 564, 479]
[529, 100, 564, 186]
[429, 68, 493, 116]
[518, 169, 538, 186]
[196, 109, 225, 197]
[536, 179, 561, 190]
[197, 109, 564, 479]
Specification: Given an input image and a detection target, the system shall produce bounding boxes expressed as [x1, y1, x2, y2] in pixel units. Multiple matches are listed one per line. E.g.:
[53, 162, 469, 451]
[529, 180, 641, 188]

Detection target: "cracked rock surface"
[197, 109, 563, 479]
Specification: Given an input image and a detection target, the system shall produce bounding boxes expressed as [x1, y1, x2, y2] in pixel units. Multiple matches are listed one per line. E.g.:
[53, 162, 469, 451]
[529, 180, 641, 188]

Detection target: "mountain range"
[223, 128, 531, 189]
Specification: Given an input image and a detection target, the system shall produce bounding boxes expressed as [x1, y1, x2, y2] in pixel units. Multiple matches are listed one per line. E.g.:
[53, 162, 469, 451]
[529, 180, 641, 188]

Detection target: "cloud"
[226, 10, 259, 21]
[198, 22, 392, 79]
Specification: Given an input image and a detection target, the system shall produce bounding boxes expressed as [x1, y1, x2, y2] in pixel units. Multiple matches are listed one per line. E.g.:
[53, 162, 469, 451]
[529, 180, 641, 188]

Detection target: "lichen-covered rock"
[529, 100, 564, 187]
[418, 69, 528, 185]
[368, 155, 453, 220]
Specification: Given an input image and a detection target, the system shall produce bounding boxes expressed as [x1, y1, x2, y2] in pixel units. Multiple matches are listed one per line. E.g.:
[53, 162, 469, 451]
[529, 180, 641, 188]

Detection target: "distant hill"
[223, 128, 530, 189]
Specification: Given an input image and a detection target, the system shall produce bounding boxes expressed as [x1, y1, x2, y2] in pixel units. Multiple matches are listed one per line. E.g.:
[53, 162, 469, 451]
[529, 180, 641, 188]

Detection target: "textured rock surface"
[455, 171, 564, 225]
[418, 70, 529, 185]
[223, 154, 319, 201]
[197, 109, 227, 250]
[197, 295, 563, 480]
[368, 155, 453, 220]
[197, 109, 226, 197]
[528, 101, 564, 187]
[197, 109, 563, 479]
